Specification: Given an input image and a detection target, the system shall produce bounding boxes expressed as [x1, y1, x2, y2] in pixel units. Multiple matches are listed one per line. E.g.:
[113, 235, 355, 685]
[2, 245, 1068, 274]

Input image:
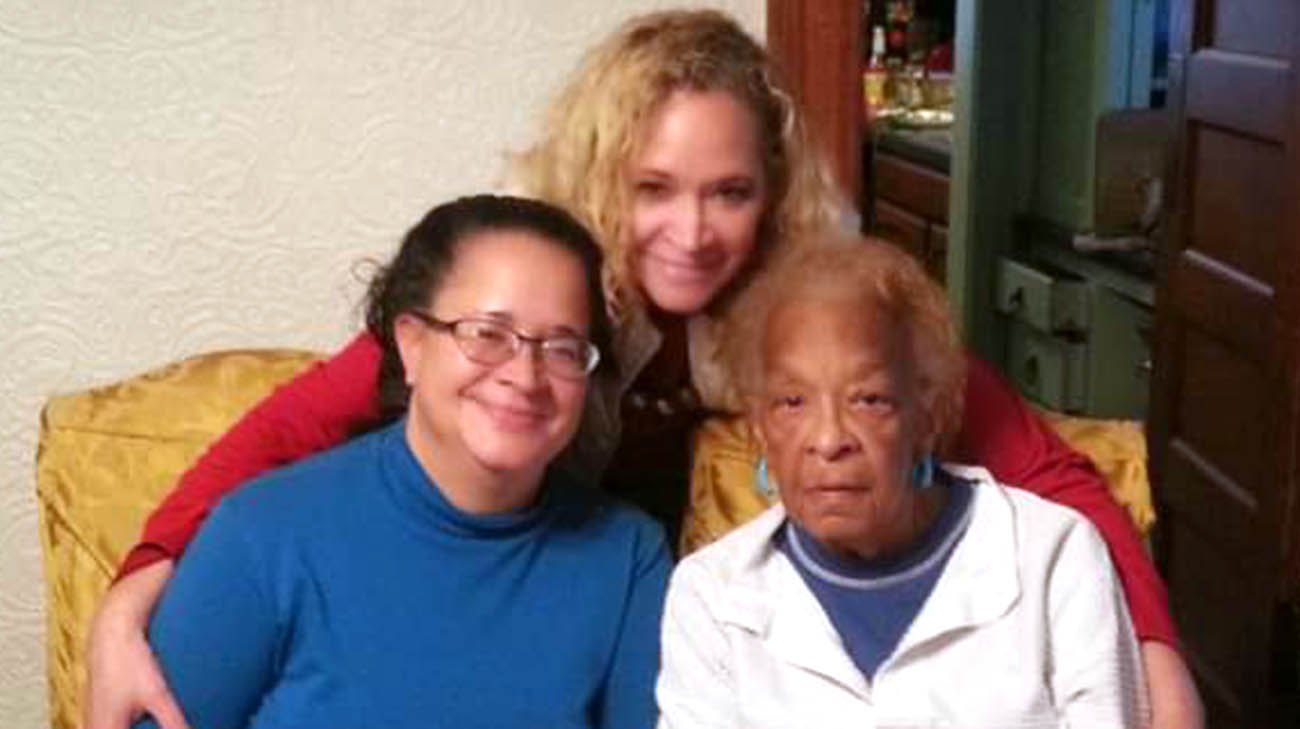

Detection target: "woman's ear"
[393, 314, 425, 387]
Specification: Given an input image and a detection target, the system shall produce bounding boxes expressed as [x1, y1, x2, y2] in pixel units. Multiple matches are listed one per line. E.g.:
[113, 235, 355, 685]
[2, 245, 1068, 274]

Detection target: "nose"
[495, 340, 546, 391]
[806, 402, 859, 461]
[672, 194, 708, 251]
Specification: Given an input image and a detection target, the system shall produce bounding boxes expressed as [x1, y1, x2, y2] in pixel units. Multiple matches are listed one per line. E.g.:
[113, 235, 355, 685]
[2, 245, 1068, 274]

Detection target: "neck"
[403, 418, 545, 515]
[647, 305, 688, 336]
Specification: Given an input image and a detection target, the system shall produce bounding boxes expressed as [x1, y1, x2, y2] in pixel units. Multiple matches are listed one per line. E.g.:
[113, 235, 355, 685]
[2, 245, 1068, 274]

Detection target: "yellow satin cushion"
[1035, 410, 1155, 536]
[681, 417, 771, 556]
[35, 349, 321, 729]
[681, 412, 1155, 556]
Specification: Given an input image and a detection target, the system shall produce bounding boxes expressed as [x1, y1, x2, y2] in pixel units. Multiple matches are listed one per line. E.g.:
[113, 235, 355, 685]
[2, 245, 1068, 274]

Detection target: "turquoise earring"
[754, 457, 777, 499]
[911, 453, 937, 489]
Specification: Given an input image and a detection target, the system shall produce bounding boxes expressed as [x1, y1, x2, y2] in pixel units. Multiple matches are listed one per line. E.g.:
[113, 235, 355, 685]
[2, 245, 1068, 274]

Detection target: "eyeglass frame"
[405, 310, 602, 379]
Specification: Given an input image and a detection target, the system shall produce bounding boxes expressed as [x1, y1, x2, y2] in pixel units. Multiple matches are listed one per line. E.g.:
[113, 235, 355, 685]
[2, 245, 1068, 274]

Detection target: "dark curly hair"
[363, 194, 614, 426]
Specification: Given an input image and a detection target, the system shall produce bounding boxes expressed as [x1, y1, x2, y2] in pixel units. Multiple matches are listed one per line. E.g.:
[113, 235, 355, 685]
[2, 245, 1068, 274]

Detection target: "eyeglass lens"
[452, 319, 595, 377]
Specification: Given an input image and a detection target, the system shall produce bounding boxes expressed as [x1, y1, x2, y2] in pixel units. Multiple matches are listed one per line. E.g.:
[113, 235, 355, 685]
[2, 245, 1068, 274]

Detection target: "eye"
[464, 320, 510, 344]
[851, 391, 896, 413]
[714, 182, 756, 205]
[633, 178, 672, 200]
[772, 394, 803, 411]
[543, 338, 585, 364]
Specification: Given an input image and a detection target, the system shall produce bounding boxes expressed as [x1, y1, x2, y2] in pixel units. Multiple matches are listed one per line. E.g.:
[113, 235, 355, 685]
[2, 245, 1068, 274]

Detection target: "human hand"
[83, 560, 190, 729]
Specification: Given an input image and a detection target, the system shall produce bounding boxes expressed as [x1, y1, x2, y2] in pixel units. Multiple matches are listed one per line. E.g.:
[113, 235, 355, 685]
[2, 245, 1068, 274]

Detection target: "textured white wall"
[0, 1, 763, 726]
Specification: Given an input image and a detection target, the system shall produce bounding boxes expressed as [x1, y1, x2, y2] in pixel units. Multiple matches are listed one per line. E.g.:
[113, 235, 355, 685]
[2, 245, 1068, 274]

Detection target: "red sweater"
[123, 332, 1178, 646]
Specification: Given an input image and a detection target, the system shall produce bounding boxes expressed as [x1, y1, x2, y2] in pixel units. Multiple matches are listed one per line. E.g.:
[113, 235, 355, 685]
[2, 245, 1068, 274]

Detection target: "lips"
[803, 481, 872, 504]
[808, 479, 868, 492]
[645, 250, 724, 284]
[473, 398, 550, 433]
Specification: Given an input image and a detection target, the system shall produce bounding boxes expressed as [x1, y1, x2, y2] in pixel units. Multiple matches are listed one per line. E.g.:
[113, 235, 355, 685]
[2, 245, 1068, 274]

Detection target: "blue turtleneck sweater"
[137, 421, 670, 729]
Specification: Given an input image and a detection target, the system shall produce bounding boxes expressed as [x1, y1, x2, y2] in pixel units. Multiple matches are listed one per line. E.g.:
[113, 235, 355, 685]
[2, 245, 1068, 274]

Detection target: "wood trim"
[1148, 0, 1193, 502]
[1282, 0, 1300, 603]
[872, 198, 927, 262]
[874, 153, 950, 223]
[766, 0, 863, 202]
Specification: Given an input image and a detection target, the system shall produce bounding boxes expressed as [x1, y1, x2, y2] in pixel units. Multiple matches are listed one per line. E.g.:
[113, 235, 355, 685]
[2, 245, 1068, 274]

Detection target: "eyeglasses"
[407, 311, 601, 379]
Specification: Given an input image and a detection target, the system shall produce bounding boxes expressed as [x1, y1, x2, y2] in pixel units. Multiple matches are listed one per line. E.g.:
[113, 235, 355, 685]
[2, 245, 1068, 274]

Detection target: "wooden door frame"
[765, 0, 863, 203]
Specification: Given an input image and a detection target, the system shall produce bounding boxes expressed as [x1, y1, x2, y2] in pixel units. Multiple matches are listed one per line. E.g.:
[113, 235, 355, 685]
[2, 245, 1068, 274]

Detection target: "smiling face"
[753, 293, 934, 559]
[628, 89, 768, 315]
[395, 229, 591, 513]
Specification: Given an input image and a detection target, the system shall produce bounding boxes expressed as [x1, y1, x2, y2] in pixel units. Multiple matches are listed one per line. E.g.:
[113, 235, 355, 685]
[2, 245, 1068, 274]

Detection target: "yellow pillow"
[1035, 410, 1155, 536]
[35, 349, 320, 729]
[682, 412, 1155, 556]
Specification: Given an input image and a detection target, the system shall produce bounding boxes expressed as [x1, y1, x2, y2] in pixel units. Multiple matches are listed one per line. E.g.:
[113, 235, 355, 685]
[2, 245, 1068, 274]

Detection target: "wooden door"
[1148, 0, 1300, 725]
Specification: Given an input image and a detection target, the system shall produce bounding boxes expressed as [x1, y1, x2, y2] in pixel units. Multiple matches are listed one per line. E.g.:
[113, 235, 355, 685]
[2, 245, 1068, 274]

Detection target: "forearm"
[85, 561, 185, 729]
[1142, 641, 1204, 729]
[94, 560, 174, 640]
[119, 333, 383, 577]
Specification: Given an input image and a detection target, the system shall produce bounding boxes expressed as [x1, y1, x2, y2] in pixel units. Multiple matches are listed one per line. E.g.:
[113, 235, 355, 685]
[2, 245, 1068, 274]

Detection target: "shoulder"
[546, 477, 670, 565]
[219, 427, 388, 524]
[686, 313, 746, 413]
[950, 464, 1089, 526]
[673, 504, 785, 588]
[952, 465, 1111, 570]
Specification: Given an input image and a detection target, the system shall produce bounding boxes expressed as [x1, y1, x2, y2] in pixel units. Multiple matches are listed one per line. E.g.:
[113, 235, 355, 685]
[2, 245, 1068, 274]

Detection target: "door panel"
[1163, 516, 1272, 718]
[1174, 331, 1268, 499]
[1188, 127, 1283, 283]
[1211, 0, 1294, 58]
[1186, 51, 1291, 139]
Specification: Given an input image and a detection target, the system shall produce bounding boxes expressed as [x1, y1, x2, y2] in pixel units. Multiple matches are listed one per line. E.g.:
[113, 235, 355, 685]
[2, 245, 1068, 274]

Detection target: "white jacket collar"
[711, 466, 1022, 694]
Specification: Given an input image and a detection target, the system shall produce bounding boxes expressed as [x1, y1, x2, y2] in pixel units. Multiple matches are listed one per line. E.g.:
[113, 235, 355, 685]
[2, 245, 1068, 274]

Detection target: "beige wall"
[0, 2, 763, 725]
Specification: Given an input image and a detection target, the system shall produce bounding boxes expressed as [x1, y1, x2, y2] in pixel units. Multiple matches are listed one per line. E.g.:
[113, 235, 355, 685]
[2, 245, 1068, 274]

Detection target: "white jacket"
[656, 465, 1150, 729]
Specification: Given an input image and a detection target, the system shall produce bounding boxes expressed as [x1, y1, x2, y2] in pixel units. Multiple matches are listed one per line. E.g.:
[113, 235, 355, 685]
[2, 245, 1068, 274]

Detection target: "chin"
[468, 444, 553, 476]
[465, 427, 568, 476]
[798, 505, 876, 543]
[645, 282, 724, 315]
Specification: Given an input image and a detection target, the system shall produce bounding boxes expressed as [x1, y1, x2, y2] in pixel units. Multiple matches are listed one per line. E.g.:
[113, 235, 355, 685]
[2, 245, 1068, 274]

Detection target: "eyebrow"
[766, 356, 892, 383]
[630, 167, 759, 184]
[478, 310, 587, 339]
[713, 175, 759, 185]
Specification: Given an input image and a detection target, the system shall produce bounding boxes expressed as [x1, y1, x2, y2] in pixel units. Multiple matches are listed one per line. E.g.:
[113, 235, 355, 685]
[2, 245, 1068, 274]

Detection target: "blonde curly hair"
[719, 232, 967, 449]
[510, 8, 844, 322]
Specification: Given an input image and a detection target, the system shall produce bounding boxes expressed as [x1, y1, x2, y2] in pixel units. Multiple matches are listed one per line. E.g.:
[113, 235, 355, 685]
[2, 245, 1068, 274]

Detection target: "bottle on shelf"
[864, 25, 888, 118]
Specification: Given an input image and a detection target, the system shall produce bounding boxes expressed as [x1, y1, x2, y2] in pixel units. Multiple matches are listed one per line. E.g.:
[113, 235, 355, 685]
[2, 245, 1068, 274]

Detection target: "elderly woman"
[656, 233, 1149, 728]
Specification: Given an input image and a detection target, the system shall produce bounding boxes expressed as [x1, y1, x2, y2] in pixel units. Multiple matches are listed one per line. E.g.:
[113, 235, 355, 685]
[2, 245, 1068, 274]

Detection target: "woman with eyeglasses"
[131, 195, 670, 729]
[91, 10, 1201, 729]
